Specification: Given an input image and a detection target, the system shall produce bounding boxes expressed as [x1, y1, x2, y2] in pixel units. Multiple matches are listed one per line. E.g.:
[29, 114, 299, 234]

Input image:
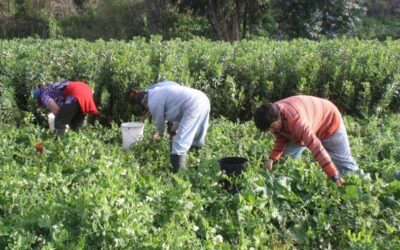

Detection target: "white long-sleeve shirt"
[147, 83, 209, 134]
[147, 81, 179, 90]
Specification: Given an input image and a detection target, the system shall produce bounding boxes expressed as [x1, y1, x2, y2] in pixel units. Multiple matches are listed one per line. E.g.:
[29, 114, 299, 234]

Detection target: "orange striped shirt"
[269, 95, 342, 178]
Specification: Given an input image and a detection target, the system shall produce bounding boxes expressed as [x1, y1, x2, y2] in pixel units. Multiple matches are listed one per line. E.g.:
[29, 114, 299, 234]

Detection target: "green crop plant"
[1, 38, 399, 124]
[0, 114, 399, 249]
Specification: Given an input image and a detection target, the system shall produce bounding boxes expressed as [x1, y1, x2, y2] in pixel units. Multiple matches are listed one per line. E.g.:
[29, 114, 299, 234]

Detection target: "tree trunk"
[229, 0, 240, 41]
[242, 2, 248, 39]
[207, 0, 241, 42]
[146, 0, 169, 36]
[207, 0, 227, 41]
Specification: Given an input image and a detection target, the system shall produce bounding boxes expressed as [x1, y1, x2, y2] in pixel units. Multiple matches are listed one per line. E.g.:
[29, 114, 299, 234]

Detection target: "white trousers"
[171, 98, 210, 155]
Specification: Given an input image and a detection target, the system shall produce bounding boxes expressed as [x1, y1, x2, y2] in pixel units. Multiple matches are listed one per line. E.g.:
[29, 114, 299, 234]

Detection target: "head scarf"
[33, 88, 42, 100]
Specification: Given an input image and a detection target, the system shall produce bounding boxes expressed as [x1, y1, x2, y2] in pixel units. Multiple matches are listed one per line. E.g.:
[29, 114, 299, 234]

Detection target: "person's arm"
[269, 134, 289, 161]
[39, 87, 60, 114]
[294, 122, 339, 181]
[153, 108, 165, 135]
[265, 134, 289, 171]
[278, 104, 342, 186]
[149, 96, 166, 135]
[47, 98, 60, 114]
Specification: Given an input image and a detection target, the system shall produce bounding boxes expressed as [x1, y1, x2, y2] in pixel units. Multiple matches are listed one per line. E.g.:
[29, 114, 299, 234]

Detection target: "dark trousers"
[54, 102, 85, 136]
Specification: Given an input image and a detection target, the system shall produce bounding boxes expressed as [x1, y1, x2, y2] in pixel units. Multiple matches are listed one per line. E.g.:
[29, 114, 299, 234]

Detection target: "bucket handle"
[124, 126, 143, 139]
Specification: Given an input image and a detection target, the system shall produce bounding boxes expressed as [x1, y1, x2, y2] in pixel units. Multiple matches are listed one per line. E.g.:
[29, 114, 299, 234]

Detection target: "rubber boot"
[170, 154, 186, 173]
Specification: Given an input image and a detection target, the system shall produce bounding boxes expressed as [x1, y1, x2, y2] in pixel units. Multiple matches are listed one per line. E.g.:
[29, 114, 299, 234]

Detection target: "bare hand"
[264, 159, 274, 171]
[336, 178, 345, 187]
[152, 132, 160, 141]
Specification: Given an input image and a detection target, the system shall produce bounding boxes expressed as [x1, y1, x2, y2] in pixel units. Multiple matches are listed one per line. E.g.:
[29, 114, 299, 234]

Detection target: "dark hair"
[253, 103, 280, 131]
[127, 89, 148, 116]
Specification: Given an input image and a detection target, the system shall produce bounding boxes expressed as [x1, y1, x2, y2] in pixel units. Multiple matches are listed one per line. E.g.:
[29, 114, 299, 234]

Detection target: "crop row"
[0, 37, 399, 125]
[0, 114, 399, 249]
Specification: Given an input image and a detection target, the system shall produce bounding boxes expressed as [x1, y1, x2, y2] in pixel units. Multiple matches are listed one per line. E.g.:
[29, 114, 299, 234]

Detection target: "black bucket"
[219, 157, 248, 176]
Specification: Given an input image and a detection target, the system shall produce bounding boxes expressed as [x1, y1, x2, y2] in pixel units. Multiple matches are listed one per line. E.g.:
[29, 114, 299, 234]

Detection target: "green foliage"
[168, 15, 215, 40]
[0, 115, 399, 248]
[172, 0, 271, 41]
[354, 16, 400, 40]
[0, 82, 19, 125]
[271, 0, 368, 39]
[1, 0, 398, 41]
[57, 0, 214, 41]
[0, 38, 399, 124]
[48, 17, 63, 39]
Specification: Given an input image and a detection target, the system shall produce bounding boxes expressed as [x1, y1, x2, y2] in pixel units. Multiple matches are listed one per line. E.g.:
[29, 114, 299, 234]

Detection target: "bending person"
[33, 80, 98, 136]
[254, 95, 358, 186]
[128, 81, 210, 172]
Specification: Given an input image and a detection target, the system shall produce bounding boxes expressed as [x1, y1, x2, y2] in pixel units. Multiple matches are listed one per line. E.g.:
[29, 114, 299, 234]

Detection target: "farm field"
[1, 2, 400, 249]
[0, 114, 399, 249]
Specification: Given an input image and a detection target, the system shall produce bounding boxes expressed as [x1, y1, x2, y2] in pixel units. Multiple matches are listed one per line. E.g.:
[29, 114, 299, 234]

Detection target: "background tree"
[1, 0, 399, 40]
[271, 0, 369, 39]
[172, 0, 270, 42]
[368, 0, 400, 15]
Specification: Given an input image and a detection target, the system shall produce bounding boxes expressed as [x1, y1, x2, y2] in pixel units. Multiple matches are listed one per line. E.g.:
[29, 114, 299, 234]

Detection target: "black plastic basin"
[219, 157, 248, 176]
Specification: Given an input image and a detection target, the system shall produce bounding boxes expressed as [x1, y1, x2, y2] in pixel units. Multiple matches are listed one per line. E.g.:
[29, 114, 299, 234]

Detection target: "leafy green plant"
[1, 38, 400, 123]
[0, 114, 399, 249]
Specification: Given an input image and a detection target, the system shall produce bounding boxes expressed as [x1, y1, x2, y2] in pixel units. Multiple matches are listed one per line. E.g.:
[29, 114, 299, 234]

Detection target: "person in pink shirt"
[254, 95, 359, 186]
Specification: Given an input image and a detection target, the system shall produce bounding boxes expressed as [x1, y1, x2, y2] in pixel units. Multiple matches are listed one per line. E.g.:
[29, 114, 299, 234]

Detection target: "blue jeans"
[283, 122, 358, 175]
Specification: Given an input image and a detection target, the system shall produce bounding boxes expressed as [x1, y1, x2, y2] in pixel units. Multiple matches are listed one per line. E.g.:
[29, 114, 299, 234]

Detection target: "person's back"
[276, 95, 341, 140]
[148, 84, 208, 122]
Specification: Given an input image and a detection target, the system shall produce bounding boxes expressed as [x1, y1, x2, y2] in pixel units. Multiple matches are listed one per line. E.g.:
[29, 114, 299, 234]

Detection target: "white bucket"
[121, 122, 144, 149]
[47, 113, 69, 132]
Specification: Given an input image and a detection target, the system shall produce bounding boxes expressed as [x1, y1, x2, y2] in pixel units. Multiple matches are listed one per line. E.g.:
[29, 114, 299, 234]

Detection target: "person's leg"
[69, 109, 86, 131]
[322, 122, 359, 176]
[191, 104, 210, 149]
[171, 109, 202, 172]
[283, 141, 306, 159]
[54, 102, 80, 136]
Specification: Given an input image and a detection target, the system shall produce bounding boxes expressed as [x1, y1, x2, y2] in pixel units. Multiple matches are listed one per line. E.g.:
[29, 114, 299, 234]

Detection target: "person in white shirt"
[128, 81, 211, 172]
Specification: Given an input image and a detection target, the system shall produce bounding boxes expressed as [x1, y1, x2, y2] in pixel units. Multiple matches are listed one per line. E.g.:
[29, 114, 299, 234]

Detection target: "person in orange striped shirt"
[254, 95, 358, 186]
